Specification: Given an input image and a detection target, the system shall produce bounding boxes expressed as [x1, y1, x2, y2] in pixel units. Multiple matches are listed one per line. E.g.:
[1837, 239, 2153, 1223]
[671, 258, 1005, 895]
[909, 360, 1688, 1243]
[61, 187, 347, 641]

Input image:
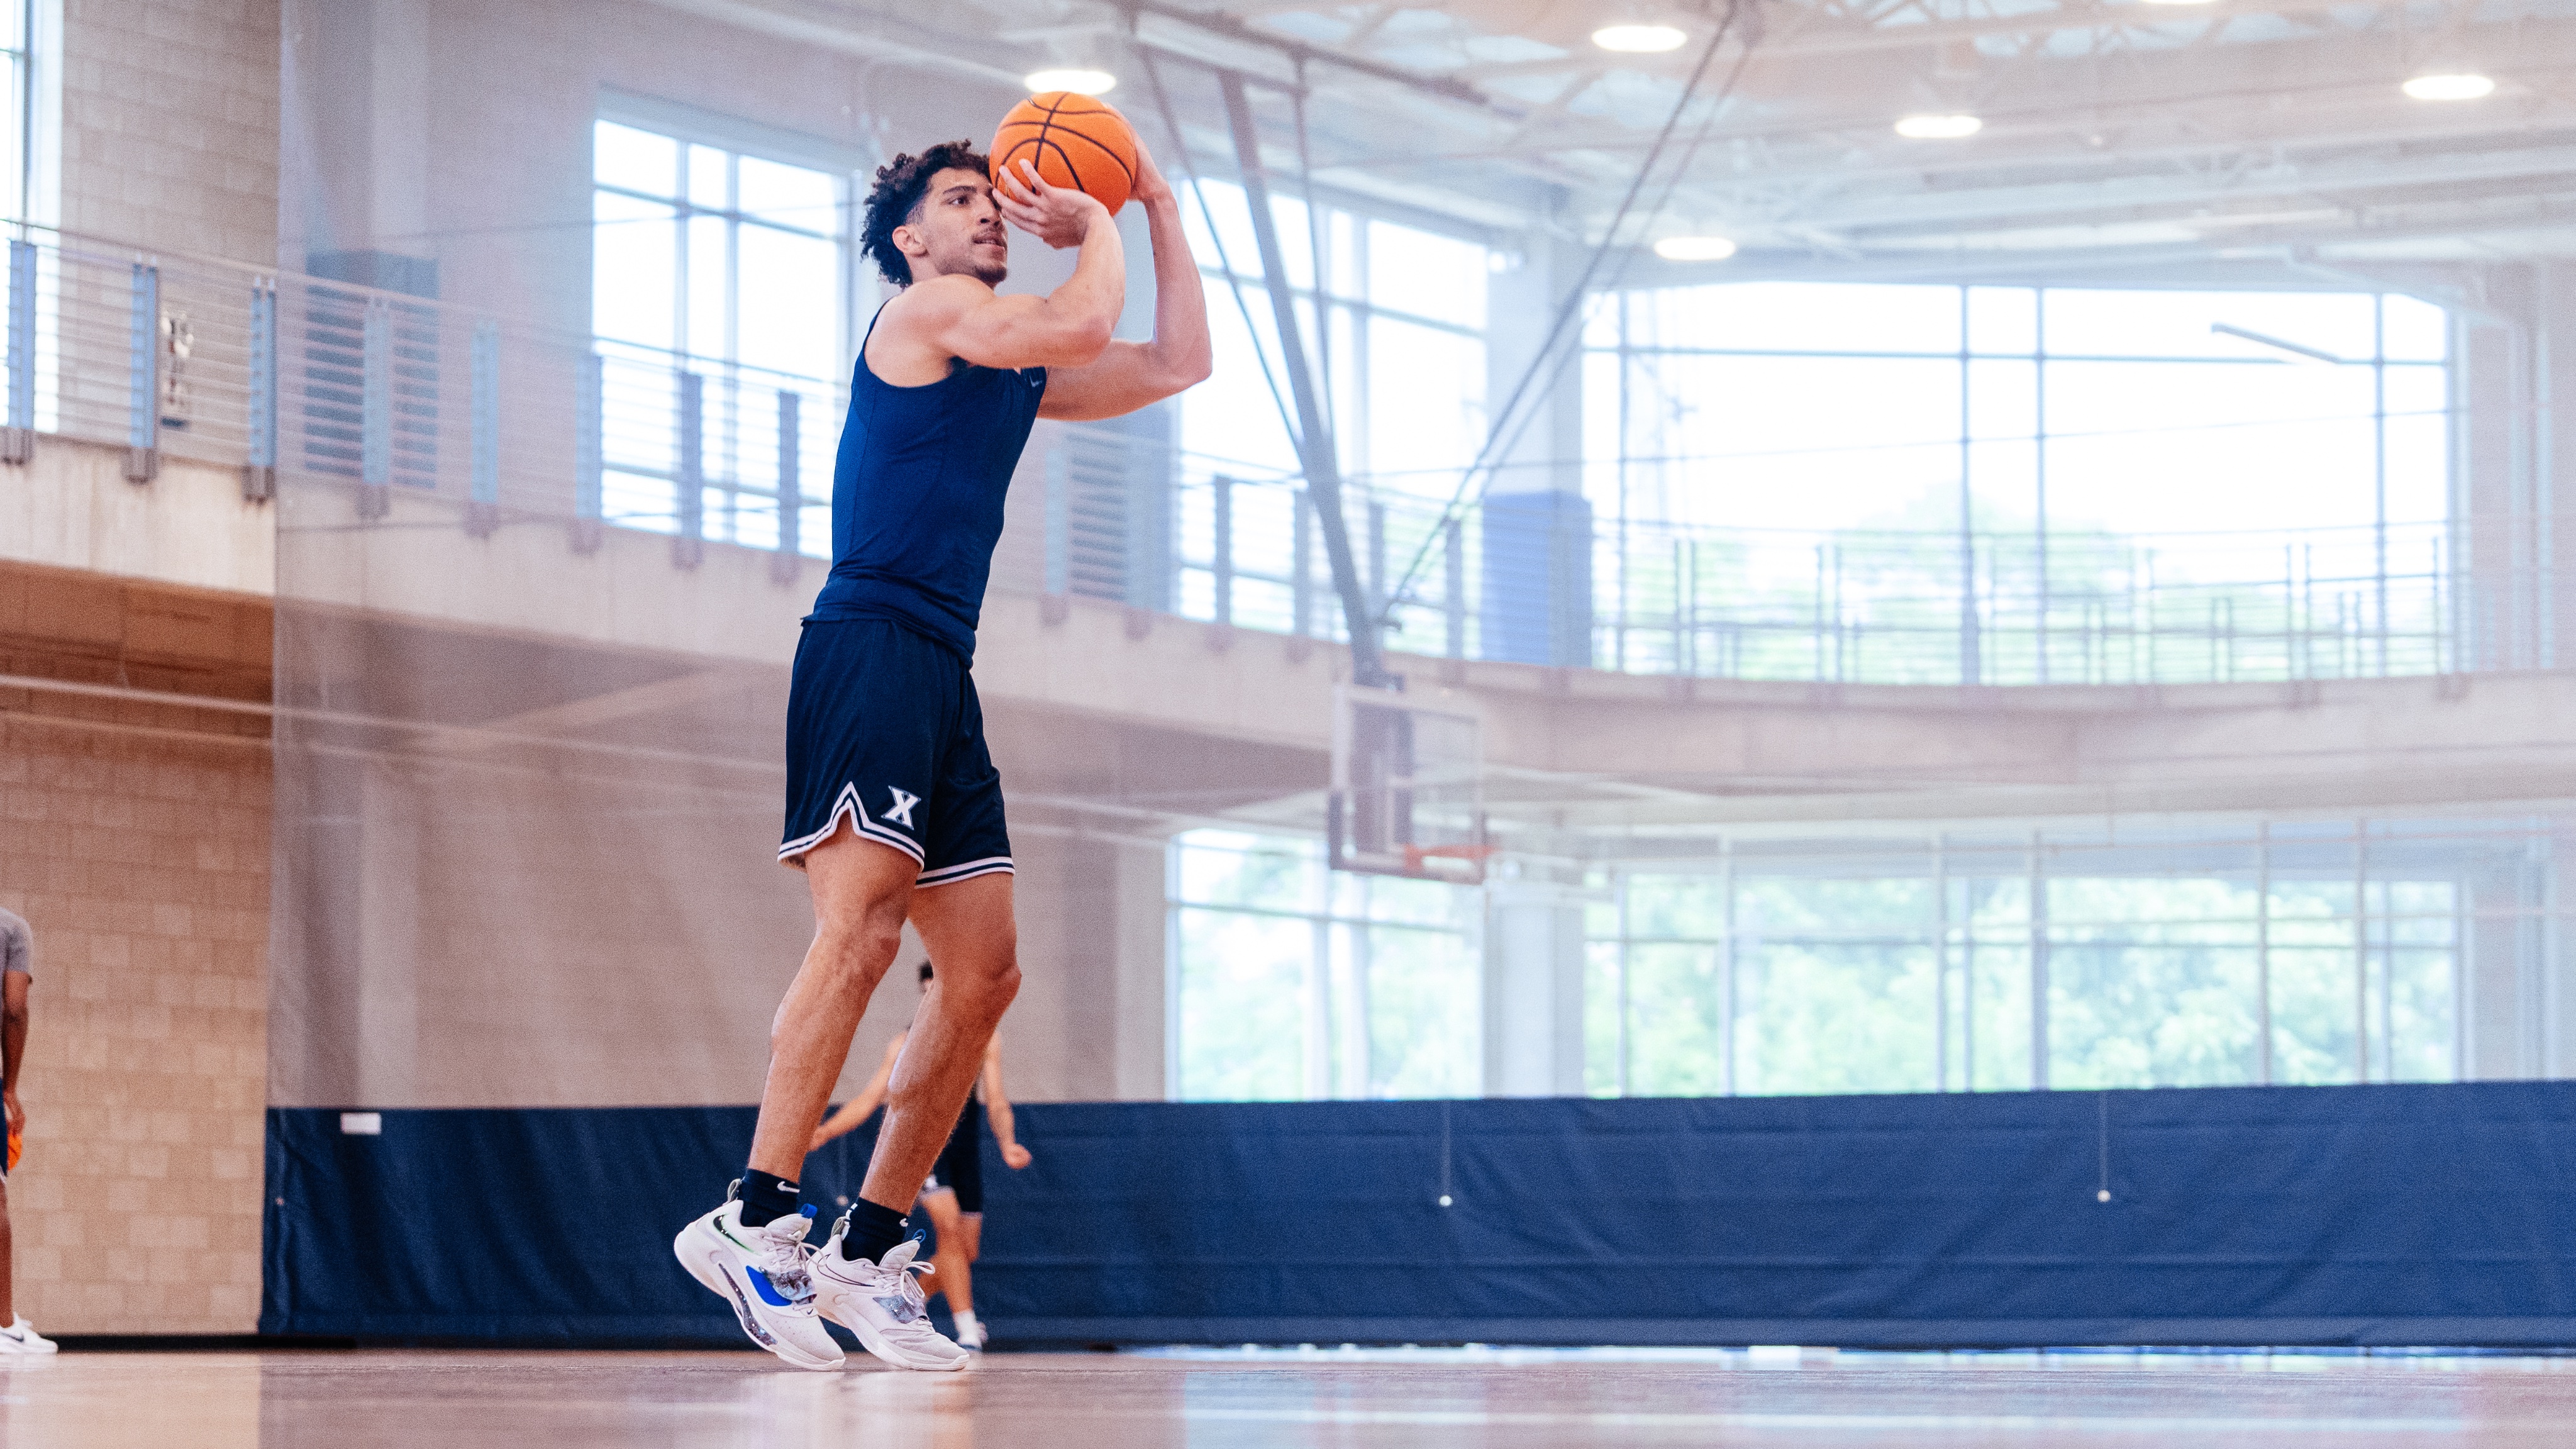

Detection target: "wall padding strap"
[265, 1084, 2576, 1346]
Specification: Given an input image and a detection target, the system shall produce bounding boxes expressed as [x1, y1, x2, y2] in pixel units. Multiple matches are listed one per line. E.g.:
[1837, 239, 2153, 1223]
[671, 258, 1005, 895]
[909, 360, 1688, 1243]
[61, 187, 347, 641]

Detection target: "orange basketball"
[990, 92, 1138, 215]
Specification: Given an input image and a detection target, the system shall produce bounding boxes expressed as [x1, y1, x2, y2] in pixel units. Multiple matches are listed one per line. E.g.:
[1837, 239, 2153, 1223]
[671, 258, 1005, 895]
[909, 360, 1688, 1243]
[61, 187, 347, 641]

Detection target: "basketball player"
[810, 960, 1033, 1350]
[673, 134, 1208, 1372]
[0, 906, 53, 1353]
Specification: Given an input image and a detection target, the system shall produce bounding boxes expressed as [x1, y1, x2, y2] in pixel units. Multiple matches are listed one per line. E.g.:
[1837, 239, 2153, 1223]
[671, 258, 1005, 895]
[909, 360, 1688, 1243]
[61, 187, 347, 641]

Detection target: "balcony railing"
[9, 224, 2529, 687]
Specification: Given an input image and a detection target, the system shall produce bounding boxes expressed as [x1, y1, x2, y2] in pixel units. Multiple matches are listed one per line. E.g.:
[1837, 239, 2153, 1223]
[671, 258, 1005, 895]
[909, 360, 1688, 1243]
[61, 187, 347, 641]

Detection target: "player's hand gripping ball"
[990, 92, 1140, 215]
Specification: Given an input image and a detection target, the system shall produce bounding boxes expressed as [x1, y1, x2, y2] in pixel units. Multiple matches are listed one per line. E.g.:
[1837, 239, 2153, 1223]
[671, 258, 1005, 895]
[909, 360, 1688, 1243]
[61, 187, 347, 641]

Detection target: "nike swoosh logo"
[746, 1267, 797, 1309]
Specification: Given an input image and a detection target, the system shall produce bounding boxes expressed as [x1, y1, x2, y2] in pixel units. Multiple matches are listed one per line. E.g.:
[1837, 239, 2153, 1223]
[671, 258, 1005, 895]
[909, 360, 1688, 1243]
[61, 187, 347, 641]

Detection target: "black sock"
[839, 1198, 909, 1262]
[736, 1170, 801, 1229]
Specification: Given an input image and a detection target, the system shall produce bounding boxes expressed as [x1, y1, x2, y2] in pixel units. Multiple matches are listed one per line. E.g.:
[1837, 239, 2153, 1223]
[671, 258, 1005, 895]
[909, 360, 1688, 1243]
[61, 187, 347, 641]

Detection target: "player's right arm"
[809, 1033, 904, 1151]
[887, 164, 1125, 374]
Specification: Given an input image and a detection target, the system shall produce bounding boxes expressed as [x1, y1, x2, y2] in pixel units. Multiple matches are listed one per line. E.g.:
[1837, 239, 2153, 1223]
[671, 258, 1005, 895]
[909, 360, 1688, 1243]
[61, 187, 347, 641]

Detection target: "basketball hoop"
[1404, 843, 1499, 874]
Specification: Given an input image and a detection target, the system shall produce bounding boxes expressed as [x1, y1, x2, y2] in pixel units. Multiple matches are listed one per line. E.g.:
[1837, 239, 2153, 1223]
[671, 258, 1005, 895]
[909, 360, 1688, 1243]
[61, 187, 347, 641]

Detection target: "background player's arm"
[1041, 145, 1212, 422]
[982, 1038, 1031, 1169]
[906, 165, 1124, 374]
[3, 972, 26, 1141]
[809, 1033, 904, 1151]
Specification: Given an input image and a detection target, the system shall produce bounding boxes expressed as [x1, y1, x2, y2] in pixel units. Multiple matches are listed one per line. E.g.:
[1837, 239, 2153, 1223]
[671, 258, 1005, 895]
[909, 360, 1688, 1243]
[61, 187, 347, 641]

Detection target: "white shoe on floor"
[809, 1219, 969, 1372]
[672, 1191, 845, 1371]
[953, 1317, 988, 1352]
[0, 1315, 55, 1353]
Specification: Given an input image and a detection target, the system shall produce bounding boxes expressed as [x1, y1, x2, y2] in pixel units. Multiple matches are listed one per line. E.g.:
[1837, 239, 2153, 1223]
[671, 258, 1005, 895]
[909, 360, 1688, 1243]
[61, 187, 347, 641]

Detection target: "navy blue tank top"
[806, 309, 1048, 658]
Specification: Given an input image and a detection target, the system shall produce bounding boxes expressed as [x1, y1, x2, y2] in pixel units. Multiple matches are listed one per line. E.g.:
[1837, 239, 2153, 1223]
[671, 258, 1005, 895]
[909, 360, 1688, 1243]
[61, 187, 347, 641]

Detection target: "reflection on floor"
[13, 1345, 2576, 1447]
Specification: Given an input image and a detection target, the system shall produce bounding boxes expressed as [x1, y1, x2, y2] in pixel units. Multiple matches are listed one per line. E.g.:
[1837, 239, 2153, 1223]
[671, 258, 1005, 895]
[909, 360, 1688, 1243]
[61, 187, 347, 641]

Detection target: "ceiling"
[662, 0, 2576, 277]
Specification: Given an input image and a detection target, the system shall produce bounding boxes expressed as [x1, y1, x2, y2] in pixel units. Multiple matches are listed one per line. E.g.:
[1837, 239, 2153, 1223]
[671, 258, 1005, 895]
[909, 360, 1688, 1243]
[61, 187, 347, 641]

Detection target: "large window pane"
[594, 192, 675, 350]
[595, 121, 677, 197]
[737, 226, 839, 379]
[1175, 906, 1308, 1101]
[738, 155, 836, 233]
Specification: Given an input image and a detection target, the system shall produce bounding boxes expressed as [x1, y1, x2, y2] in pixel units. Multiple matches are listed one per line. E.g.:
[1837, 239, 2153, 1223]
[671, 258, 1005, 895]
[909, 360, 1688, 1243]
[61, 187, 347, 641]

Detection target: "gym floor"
[13, 1345, 2576, 1446]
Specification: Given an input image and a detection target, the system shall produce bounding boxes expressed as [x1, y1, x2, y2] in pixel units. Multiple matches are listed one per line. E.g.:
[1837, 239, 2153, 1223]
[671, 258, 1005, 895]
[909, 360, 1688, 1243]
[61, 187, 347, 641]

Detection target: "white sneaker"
[953, 1317, 988, 1352]
[809, 1219, 969, 1371]
[672, 1192, 845, 1371]
[0, 1316, 55, 1353]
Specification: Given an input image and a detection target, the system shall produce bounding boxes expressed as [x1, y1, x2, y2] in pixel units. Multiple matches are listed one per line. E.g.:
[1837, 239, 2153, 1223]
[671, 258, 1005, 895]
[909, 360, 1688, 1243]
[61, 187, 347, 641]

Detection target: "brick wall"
[0, 704, 269, 1333]
[62, 0, 281, 265]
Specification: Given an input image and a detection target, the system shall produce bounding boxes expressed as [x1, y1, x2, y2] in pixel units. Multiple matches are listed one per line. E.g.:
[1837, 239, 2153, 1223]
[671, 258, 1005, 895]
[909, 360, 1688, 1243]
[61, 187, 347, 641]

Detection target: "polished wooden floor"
[11, 1346, 2576, 1446]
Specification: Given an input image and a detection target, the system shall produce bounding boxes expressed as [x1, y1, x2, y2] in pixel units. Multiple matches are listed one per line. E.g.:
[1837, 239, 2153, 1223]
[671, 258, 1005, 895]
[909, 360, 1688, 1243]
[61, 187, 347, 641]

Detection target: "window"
[1582, 819, 2480, 1098]
[1170, 184, 1490, 645]
[1585, 283, 2451, 684]
[1170, 830, 1480, 1101]
[590, 118, 850, 552]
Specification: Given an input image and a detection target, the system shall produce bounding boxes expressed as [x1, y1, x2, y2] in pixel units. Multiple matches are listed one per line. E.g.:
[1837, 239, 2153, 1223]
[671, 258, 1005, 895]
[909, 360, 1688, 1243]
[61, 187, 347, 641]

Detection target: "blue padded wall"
[265, 1083, 2576, 1346]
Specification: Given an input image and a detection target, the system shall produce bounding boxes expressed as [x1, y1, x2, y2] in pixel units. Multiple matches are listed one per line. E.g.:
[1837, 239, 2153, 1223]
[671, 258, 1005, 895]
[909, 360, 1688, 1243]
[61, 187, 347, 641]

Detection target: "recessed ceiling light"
[1653, 236, 1738, 262]
[1895, 113, 1984, 140]
[2402, 72, 2496, 101]
[1025, 68, 1118, 96]
[1593, 24, 1688, 53]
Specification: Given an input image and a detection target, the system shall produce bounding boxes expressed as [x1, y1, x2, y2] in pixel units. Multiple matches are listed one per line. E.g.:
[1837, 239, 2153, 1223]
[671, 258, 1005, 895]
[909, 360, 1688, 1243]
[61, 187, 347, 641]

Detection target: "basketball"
[990, 92, 1138, 214]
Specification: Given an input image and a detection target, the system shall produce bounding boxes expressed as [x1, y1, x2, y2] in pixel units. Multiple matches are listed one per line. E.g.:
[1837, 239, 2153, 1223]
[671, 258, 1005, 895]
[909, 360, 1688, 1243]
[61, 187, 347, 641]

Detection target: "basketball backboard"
[1329, 685, 1490, 883]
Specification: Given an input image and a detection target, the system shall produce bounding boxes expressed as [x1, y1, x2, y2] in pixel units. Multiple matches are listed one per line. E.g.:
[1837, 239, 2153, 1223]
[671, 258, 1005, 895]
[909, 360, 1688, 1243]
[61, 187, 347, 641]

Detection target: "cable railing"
[7, 223, 2532, 688]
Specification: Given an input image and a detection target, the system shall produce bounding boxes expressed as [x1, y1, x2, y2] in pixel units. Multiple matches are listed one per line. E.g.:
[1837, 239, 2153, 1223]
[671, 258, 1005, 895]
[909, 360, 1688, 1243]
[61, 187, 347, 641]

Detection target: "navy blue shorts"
[779, 618, 1013, 887]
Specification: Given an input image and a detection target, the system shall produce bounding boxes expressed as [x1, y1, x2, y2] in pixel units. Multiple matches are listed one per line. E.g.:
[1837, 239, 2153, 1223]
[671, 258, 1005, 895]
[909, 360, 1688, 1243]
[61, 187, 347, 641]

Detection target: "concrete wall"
[64, 0, 279, 265]
[0, 441, 275, 598]
[0, 702, 269, 1335]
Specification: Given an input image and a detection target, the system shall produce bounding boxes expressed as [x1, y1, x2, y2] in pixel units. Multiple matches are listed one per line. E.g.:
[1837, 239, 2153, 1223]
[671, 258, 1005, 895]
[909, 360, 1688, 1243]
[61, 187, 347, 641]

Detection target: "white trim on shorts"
[915, 856, 1014, 889]
[779, 782, 928, 868]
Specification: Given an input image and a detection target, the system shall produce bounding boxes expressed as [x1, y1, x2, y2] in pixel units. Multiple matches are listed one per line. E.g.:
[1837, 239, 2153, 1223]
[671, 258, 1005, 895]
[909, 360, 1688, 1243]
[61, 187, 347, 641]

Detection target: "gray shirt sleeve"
[0, 909, 28, 979]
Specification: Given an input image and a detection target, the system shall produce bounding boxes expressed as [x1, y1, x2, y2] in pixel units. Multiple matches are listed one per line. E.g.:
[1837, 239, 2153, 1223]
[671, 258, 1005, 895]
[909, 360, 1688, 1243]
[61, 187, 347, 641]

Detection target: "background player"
[811, 960, 1032, 1350]
[0, 906, 53, 1353]
[673, 129, 1208, 1372]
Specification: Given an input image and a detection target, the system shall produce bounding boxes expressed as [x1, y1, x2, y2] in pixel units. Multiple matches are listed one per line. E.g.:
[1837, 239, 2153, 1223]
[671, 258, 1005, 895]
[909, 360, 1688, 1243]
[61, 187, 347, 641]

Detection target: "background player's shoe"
[0, 1315, 56, 1353]
[673, 1193, 843, 1370]
[811, 1219, 968, 1370]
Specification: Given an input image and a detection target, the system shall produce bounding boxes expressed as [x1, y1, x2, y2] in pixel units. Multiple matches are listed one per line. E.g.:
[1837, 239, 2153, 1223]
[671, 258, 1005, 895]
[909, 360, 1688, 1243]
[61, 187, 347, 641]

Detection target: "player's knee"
[960, 958, 1020, 1016]
[814, 904, 905, 975]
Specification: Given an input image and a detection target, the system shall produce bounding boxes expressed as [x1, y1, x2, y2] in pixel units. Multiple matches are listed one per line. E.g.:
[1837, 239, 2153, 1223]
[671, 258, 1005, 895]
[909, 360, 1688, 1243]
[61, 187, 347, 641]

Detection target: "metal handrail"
[3, 223, 2516, 686]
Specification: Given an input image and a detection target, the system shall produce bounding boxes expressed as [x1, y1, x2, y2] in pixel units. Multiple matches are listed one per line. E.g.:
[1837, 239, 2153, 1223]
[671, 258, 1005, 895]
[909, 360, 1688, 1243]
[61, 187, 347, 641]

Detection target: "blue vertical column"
[244, 279, 277, 499]
[1212, 474, 1234, 626]
[1445, 517, 1465, 660]
[1479, 491, 1594, 667]
[572, 353, 604, 553]
[467, 320, 499, 536]
[125, 261, 159, 482]
[674, 370, 704, 569]
[770, 389, 801, 584]
[357, 294, 390, 516]
[1043, 447, 1069, 597]
[1292, 489, 1313, 638]
[4, 239, 34, 464]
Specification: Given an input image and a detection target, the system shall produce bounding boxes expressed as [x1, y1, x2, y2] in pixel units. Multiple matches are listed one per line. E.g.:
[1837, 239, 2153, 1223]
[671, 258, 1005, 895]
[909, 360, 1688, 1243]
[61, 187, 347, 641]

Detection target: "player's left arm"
[982, 1038, 1031, 1169]
[3, 970, 26, 1141]
[1038, 142, 1212, 422]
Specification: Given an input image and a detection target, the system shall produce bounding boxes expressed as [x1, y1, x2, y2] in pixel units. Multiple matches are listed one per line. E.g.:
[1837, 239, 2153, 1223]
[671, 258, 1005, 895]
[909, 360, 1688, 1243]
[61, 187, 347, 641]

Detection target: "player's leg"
[808, 874, 1009, 1370]
[919, 1186, 972, 1313]
[672, 823, 912, 1370]
[0, 1174, 55, 1353]
[861, 872, 1016, 1209]
[747, 827, 915, 1180]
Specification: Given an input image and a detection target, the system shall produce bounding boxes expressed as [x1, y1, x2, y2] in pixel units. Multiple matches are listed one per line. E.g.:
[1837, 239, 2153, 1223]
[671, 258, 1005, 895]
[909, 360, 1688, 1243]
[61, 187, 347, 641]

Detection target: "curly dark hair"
[863, 141, 991, 287]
